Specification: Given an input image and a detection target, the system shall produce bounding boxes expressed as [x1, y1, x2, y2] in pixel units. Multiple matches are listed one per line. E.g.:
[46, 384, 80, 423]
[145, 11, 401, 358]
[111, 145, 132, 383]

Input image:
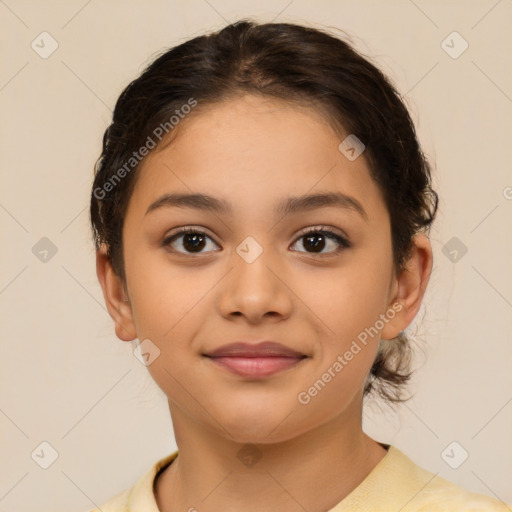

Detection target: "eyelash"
[161, 225, 351, 257]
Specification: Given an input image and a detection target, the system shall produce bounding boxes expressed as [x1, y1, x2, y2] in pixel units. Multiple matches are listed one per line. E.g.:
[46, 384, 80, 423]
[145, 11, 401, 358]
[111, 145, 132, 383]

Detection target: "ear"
[96, 244, 137, 342]
[381, 233, 433, 340]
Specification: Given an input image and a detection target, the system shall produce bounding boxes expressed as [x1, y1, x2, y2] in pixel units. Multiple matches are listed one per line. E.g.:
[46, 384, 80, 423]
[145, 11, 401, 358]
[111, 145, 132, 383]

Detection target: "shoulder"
[414, 474, 509, 511]
[85, 487, 131, 512]
[385, 446, 510, 511]
[84, 450, 179, 512]
[331, 445, 511, 512]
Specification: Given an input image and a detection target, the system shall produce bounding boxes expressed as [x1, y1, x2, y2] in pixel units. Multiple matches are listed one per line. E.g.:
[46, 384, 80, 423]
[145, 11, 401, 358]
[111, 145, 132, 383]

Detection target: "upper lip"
[204, 341, 307, 358]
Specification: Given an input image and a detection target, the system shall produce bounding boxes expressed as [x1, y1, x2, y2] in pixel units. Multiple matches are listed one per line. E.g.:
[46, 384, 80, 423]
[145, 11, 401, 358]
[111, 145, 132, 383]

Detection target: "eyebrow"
[145, 191, 368, 221]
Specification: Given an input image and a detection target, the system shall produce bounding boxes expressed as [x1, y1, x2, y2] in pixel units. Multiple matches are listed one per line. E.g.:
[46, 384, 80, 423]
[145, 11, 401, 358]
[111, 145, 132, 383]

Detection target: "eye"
[162, 228, 220, 255]
[162, 226, 351, 256]
[290, 226, 351, 256]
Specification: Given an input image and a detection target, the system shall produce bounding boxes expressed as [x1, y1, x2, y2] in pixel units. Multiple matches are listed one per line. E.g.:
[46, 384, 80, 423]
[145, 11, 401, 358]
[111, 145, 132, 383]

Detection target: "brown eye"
[291, 229, 350, 255]
[162, 229, 220, 254]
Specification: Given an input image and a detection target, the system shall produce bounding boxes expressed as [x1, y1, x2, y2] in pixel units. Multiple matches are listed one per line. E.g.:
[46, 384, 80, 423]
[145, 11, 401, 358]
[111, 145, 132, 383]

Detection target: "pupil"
[304, 233, 325, 252]
[184, 233, 205, 252]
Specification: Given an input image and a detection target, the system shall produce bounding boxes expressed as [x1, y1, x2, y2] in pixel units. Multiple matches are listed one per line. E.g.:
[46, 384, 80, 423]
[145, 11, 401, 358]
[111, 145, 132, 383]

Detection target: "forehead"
[125, 94, 387, 224]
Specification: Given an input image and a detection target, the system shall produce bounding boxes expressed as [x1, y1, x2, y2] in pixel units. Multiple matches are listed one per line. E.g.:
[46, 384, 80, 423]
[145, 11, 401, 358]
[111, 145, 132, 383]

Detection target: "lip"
[207, 356, 306, 378]
[203, 341, 308, 378]
[204, 341, 306, 358]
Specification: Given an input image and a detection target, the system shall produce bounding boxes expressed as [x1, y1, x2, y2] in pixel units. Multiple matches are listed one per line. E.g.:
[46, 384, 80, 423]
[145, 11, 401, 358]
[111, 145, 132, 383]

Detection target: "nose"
[217, 245, 293, 325]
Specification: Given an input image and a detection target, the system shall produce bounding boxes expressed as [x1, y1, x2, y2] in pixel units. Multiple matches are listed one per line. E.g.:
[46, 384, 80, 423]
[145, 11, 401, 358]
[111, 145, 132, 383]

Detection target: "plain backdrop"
[0, 1, 511, 511]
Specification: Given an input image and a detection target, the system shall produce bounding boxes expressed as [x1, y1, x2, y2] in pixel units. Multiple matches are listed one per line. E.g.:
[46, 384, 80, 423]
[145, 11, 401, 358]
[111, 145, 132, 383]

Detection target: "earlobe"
[96, 244, 137, 342]
[381, 233, 433, 341]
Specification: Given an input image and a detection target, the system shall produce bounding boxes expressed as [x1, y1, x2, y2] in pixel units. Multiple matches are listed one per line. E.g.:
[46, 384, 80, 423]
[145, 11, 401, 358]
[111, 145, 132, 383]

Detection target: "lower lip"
[205, 356, 306, 378]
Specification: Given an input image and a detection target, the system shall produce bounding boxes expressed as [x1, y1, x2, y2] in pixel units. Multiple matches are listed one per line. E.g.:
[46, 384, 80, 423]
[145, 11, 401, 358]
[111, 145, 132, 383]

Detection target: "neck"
[154, 398, 388, 512]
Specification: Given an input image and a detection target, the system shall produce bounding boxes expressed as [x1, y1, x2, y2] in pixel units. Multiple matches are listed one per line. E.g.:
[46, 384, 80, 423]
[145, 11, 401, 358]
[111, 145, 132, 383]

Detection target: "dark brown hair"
[90, 19, 438, 404]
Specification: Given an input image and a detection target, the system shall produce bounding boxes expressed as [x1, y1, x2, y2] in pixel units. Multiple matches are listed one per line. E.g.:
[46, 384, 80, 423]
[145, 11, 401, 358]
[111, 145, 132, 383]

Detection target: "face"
[99, 94, 428, 444]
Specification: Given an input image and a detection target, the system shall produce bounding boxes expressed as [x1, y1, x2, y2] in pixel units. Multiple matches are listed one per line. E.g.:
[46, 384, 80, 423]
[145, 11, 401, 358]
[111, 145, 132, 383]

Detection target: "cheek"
[128, 269, 210, 398]
[303, 248, 392, 378]
[125, 244, 208, 338]
[307, 259, 392, 339]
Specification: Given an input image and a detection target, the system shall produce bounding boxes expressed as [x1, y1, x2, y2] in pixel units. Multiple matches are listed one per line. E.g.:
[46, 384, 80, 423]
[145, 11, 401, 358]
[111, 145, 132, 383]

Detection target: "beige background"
[1, 1, 511, 510]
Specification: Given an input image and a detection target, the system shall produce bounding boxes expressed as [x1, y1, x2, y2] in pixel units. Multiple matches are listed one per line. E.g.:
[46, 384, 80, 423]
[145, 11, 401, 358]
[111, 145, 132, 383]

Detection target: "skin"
[96, 94, 433, 512]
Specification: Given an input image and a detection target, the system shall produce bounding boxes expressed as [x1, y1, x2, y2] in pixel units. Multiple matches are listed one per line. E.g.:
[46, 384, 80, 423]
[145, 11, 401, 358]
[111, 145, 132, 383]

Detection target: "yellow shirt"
[89, 445, 510, 511]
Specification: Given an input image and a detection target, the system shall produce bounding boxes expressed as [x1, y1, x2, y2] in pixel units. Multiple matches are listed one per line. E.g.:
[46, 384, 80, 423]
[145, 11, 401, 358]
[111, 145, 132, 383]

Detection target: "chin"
[214, 411, 312, 446]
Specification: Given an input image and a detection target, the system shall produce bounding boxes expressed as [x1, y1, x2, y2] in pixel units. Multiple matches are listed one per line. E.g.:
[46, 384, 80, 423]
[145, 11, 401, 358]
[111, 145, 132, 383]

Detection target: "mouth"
[202, 341, 309, 378]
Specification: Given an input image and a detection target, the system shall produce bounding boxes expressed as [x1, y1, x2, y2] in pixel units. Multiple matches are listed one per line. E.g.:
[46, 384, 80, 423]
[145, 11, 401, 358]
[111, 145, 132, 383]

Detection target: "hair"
[89, 19, 438, 404]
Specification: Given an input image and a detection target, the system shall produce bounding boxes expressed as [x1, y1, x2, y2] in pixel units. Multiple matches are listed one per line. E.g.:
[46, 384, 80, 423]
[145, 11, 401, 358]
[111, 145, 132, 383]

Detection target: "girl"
[89, 19, 509, 512]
